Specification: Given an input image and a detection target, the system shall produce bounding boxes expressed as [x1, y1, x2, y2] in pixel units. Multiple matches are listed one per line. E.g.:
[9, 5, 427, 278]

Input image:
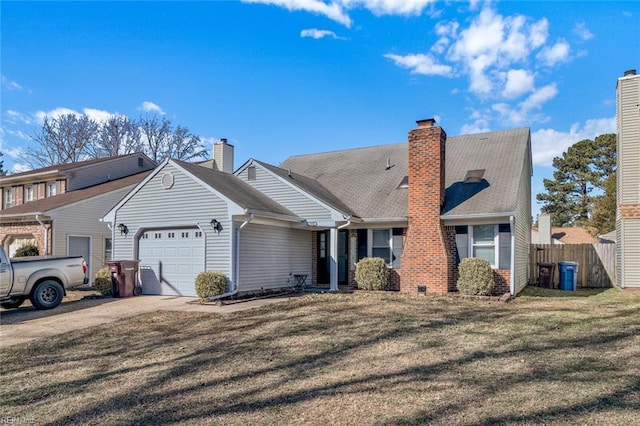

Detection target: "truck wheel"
[30, 280, 64, 310]
[0, 297, 26, 309]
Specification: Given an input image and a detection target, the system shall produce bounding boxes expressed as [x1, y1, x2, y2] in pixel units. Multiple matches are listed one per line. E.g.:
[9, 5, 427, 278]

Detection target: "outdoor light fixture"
[117, 223, 129, 236]
[210, 219, 223, 233]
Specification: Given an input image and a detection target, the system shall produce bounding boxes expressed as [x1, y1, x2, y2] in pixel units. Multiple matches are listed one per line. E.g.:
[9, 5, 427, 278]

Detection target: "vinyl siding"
[238, 223, 311, 293]
[237, 165, 332, 220]
[513, 146, 532, 294]
[616, 218, 622, 287]
[67, 154, 154, 191]
[617, 76, 640, 204]
[113, 163, 232, 277]
[49, 185, 136, 280]
[620, 219, 640, 287]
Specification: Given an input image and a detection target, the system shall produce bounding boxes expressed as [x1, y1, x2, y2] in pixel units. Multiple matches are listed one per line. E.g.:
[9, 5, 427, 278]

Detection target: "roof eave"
[441, 211, 516, 220]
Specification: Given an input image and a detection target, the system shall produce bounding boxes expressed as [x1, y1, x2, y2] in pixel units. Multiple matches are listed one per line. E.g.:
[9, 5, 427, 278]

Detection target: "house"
[104, 120, 532, 297]
[531, 214, 598, 245]
[616, 69, 640, 289]
[0, 153, 155, 279]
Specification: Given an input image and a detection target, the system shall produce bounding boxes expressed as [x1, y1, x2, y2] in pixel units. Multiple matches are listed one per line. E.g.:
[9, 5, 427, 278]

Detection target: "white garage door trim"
[138, 227, 205, 296]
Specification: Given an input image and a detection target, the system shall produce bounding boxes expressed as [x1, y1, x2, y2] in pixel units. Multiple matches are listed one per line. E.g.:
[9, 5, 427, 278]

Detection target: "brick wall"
[0, 221, 52, 256]
[492, 269, 511, 295]
[400, 119, 455, 295]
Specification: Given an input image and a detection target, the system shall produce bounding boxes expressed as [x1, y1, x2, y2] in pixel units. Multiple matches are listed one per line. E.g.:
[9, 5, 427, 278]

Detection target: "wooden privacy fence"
[529, 244, 616, 288]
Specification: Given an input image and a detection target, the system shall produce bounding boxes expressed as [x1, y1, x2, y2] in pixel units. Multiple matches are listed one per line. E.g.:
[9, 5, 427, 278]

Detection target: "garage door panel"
[138, 228, 204, 296]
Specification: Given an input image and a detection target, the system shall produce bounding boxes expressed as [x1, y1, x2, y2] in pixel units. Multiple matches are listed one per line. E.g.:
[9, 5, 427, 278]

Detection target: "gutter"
[208, 213, 254, 302]
[35, 214, 49, 255]
[441, 211, 516, 220]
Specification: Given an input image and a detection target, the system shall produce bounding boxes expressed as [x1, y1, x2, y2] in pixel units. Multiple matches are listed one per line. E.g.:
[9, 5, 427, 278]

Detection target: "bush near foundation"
[355, 257, 389, 291]
[14, 243, 39, 257]
[93, 267, 113, 296]
[457, 257, 495, 295]
[195, 271, 228, 301]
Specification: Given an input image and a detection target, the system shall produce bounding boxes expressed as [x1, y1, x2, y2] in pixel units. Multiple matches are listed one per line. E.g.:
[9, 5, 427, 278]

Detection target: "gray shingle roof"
[175, 160, 297, 218]
[279, 127, 530, 219]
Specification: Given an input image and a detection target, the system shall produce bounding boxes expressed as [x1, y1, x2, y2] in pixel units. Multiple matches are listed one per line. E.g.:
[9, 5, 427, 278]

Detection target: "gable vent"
[464, 169, 485, 184]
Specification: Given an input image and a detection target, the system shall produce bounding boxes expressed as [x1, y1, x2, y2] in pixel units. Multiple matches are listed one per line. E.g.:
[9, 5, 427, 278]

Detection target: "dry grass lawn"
[1, 287, 639, 425]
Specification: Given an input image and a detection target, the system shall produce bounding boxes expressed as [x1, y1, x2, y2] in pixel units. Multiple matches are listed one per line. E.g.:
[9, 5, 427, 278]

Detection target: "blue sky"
[1, 1, 639, 217]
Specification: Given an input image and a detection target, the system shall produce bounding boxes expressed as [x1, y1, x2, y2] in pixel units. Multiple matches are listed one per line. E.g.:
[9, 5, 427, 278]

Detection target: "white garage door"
[138, 228, 204, 296]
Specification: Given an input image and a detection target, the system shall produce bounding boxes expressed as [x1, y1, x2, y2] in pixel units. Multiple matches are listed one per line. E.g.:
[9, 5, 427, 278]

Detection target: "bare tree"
[23, 114, 99, 167]
[137, 115, 172, 163]
[166, 125, 208, 161]
[87, 115, 142, 158]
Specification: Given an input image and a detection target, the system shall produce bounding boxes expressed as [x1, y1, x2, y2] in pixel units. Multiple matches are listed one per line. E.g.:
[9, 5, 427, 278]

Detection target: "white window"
[455, 224, 511, 269]
[4, 188, 13, 208]
[363, 228, 404, 268]
[48, 183, 57, 196]
[26, 186, 34, 202]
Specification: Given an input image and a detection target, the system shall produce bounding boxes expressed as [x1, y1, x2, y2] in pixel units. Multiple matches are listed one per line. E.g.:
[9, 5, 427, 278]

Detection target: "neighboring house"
[0, 153, 155, 279]
[105, 121, 532, 297]
[531, 227, 598, 244]
[616, 69, 640, 289]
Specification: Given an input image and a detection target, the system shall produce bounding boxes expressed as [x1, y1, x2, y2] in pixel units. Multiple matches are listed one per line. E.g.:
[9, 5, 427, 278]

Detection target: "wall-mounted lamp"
[210, 219, 223, 234]
[117, 223, 129, 236]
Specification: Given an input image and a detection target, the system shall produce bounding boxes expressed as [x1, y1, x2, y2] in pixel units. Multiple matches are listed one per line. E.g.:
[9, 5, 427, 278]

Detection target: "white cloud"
[502, 69, 535, 98]
[34, 107, 80, 124]
[5, 110, 32, 125]
[528, 18, 548, 48]
[342, 0, 435, 16]
[33, 107, 117, 124]
[536, 39, 571, 66]
[139, 101, 165, 115]
[383, 53, 452, 76]
[521, 83, 558, 111]
[573, 22, 593, 41]
[531, 117, 616, 166]
[7, 129, 30, 140]
[242, 0, 352, 27]
[243, 0, 439, 27]
[301, 28, 344, 39]
[1, 75, 23, 91]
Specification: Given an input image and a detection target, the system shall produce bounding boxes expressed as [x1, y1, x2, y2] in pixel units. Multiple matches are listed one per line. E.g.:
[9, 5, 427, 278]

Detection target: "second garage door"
[138, 228, 204, 296]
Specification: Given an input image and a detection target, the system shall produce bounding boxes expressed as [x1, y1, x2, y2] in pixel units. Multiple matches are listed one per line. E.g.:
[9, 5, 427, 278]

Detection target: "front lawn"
[1, 288, 639, 425]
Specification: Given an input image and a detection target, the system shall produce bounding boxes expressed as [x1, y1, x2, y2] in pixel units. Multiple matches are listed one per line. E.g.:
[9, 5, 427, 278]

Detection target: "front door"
[69, 236, 91, 278]
[317, 230, 329, 284]
[316, 230, 349, 285]
[338, 230, 348, 284]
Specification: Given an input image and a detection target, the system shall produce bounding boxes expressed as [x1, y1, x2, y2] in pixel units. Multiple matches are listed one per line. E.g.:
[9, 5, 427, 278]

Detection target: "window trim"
[363, 228, 404, 268]
[4, 188, 13, 208]
[457, 224, 511, 269]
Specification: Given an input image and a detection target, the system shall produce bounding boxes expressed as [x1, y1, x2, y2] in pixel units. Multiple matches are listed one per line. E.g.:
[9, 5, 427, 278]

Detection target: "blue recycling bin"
[558, 261, 579, 291]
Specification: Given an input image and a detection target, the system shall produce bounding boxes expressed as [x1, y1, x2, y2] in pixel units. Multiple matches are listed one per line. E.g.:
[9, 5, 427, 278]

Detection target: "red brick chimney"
[401, 118, 455, 294]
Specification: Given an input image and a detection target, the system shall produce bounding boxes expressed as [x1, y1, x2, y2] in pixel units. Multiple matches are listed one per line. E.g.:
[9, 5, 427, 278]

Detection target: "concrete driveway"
[0, 293, 298, 349]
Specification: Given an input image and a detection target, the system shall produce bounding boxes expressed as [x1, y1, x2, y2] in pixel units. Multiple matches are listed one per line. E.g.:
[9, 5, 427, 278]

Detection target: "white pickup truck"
[0, 246, 88, 310]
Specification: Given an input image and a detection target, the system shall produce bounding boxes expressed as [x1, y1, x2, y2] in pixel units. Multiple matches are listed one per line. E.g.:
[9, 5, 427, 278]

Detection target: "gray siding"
[238, 223, 312, 293]
[49, 185, 136, 280]
[620, 219, 640, 288]
[238, 165, 332, 220]
[67, 154, 154, 191]
[513, 150, 532, 294]
[113, 163, 232, 277]
[617, 76, 640, 204]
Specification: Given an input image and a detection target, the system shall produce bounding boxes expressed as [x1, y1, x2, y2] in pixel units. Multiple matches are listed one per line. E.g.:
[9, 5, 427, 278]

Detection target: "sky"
[1, 0, 639, 218]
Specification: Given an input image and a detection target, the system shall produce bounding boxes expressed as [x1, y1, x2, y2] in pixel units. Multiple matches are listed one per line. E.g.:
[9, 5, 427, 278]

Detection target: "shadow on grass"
[1, 292, 639, 425]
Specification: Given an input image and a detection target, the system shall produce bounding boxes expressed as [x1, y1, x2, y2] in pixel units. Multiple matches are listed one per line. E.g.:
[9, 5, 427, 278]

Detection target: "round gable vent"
[161, 172, 174, 189]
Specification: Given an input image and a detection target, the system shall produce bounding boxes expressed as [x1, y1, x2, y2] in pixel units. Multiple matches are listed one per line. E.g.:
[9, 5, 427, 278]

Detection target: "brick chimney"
[213, 138, 234, 173]
[401, 118, 455, 294]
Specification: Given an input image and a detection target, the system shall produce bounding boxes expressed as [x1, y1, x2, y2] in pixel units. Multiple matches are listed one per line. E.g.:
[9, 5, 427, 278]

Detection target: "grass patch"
[1, 290, 639, 425]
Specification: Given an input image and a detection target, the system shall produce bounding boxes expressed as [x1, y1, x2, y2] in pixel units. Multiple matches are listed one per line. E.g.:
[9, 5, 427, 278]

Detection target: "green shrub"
[195, 271, 228, 301]
[355, 257, 389, 291]
[93, 267, 113, 296]
[457, 257, 495, 295]
[14, 243, 39, 257]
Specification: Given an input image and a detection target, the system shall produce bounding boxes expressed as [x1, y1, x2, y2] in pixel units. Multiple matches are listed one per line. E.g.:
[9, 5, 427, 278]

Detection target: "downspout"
[208, 213, 254, 302]
[509, 215, 515, 296]
[35, 214, 49, 255]
[338, 217, 352, 230]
